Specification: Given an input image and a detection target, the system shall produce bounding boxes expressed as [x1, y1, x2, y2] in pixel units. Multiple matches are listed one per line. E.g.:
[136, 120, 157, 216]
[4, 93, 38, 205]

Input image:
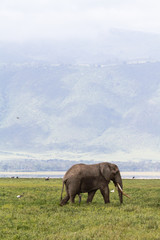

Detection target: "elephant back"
[63, 164, 86, 182]
[63, 163, 100, 182]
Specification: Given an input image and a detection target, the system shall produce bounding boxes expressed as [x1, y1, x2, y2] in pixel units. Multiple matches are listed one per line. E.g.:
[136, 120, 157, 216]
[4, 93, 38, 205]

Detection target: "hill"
[0, 159, 159, 172]
[0, 61, 160, 163]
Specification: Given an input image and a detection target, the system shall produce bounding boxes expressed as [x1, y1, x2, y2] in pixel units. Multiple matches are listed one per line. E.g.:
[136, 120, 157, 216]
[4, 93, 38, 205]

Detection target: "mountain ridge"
[0, 159, 159, 172]
[0, 61, 160, 162]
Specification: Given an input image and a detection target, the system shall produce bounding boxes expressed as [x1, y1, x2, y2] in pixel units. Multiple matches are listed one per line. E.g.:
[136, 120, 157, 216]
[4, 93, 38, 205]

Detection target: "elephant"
[60, 162, 130, 206]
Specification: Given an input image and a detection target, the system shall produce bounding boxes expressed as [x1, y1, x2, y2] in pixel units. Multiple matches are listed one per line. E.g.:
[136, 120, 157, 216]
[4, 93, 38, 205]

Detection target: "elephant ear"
[99, 163, 111, 182]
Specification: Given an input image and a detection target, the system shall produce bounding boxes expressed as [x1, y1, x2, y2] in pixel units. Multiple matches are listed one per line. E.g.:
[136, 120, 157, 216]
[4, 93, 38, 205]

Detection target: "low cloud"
[1, 0, 160, 41]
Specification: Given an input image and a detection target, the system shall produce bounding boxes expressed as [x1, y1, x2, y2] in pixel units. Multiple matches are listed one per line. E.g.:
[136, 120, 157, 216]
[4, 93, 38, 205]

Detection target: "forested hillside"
[1, 62, 160, 163]
[0, 159, 159, 172]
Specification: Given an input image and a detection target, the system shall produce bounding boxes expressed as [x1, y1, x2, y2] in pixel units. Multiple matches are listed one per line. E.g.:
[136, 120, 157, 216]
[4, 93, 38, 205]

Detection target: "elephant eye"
[113, 168, 119, 174]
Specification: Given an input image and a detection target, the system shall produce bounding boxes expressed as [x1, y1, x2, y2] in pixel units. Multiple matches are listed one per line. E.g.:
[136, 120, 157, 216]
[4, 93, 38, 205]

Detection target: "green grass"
[0, 178, 159, 240]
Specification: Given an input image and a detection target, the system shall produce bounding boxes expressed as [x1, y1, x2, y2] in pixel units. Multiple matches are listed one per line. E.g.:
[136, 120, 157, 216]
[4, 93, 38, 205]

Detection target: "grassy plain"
[0, 178, 159, 240]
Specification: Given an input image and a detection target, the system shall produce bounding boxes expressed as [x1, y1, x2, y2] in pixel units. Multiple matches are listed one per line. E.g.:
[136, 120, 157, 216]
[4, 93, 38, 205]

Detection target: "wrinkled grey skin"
[60, 162, 123, 206]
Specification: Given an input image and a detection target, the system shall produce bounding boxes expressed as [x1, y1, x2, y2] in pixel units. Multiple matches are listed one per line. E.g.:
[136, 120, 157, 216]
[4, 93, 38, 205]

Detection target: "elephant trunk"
[113, 175, 123, 204]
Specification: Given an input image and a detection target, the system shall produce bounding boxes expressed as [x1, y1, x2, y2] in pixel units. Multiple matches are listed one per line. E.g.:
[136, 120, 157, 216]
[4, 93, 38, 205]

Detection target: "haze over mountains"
[1, 29, 160, 64]
[0, 29, 160, 165]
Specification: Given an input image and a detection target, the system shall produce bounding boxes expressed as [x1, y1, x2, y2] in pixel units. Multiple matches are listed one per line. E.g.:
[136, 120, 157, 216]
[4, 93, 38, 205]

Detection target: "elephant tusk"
[117, 183, 131, 199]
[117, 183, 123, 191]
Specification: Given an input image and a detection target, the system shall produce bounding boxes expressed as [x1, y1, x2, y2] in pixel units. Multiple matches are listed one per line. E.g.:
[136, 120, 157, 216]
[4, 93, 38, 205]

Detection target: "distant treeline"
[0, 159, 159, 172]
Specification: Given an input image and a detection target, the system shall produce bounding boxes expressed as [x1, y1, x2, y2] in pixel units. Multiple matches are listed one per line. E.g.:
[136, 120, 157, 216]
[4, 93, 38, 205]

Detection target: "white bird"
[110, 189, 115, 193]
[17, 193, 24, 198]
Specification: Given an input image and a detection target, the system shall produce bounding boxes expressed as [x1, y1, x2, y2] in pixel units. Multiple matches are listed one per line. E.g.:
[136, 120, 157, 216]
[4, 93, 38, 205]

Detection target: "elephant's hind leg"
[70, 194, 77, 204]
[87, 190, 97, 203]
[60, 184, 70, 206]
[60, 195, 70, 206]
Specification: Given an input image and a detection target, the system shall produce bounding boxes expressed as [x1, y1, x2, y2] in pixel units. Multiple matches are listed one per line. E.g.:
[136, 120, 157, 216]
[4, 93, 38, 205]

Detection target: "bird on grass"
[17, 193, 24, 198]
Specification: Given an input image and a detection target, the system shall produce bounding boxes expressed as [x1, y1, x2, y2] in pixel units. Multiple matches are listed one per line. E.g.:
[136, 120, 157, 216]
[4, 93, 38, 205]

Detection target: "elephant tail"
[60, 181, 65, 201]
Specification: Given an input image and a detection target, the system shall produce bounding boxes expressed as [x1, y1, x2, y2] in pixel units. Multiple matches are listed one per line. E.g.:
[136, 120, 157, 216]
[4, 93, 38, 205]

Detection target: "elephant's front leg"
[100, 185, 110, 203]
[87, 190, 97, 203]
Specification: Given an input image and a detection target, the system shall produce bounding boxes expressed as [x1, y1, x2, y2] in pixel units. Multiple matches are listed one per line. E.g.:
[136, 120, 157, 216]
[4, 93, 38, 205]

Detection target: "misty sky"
[1, 0, 160, 42]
